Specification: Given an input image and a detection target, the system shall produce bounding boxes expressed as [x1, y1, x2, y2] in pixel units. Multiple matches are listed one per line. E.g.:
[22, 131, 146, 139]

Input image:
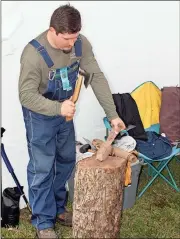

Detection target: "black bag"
[1, 187, 22, 228]
[112, 93, 147, 140]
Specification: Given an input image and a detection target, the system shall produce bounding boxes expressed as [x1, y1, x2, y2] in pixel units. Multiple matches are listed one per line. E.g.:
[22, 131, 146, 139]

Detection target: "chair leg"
[138, 170, 160, 198]
[151, 161, 164, 177]
[141, 165, 150, 178]
[165, 165, 179, 191]
[138, 157, 179, 198]
[148, 164, 152, 177]
[175, 155, 180, 163]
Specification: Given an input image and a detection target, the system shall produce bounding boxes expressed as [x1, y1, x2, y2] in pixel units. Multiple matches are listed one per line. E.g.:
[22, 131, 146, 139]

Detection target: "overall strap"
[29, 39, 54, 68]
[74, 36, 82, 57]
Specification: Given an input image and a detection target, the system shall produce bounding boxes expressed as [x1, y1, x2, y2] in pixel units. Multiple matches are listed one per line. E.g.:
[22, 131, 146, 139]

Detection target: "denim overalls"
[22, 37, 82, 230]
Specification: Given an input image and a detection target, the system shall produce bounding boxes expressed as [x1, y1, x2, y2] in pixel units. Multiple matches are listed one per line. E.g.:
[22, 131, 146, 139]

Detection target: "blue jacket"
[136, 131, 172, 160]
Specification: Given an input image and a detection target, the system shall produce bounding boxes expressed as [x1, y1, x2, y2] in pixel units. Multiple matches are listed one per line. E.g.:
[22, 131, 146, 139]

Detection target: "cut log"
[95, 130, 118, 162]
[111, 147, 137, 163]
[73, 155, 127, 238]
[95, 142, 112, 162]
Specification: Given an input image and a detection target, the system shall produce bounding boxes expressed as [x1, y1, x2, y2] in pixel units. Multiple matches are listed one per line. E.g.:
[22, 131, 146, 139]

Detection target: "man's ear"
[49, 27, 56, 33]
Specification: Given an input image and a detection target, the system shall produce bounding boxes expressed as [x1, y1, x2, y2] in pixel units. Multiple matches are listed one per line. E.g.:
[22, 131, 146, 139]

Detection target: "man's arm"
[80, 35, 119, 121]
[18, 58, 62, 116]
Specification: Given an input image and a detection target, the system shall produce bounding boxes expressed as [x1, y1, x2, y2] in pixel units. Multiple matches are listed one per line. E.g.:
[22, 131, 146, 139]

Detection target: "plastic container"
[122, 160, 141, 209]
[68, 160, 141, 210]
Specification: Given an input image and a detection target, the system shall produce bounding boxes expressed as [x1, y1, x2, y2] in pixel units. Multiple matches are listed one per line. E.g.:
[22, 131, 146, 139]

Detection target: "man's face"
[51, 28, 79, 53]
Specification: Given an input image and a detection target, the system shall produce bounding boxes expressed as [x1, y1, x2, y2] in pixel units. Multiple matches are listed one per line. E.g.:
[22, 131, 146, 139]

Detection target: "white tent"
[1, 1, 179, 208]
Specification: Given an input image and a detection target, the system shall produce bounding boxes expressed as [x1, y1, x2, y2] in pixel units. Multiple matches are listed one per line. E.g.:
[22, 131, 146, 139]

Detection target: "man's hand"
[111, 117, 126, 133]
[61, 97, 76, 117]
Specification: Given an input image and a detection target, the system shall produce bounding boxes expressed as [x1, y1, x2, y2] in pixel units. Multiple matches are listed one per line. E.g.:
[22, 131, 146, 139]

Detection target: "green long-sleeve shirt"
[18, 30, 119, 121]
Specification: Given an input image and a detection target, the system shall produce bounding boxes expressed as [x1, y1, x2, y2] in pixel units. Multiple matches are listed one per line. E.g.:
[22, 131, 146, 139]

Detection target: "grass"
[1, 157, 180, 238]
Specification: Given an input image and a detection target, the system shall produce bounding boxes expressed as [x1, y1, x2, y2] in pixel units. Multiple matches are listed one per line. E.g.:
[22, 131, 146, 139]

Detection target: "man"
[19, 4, 126, 239]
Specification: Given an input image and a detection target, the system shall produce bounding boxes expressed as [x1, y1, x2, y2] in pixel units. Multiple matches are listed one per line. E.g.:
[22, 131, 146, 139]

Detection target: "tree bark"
[73, 155, 127, 238]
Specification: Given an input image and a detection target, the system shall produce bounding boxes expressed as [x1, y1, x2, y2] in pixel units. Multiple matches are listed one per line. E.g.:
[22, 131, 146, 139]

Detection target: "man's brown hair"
[50, 4, 81, 34]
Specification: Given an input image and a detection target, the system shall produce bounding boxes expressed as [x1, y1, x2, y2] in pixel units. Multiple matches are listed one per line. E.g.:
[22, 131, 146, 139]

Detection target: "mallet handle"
[66, 74, 83, 121]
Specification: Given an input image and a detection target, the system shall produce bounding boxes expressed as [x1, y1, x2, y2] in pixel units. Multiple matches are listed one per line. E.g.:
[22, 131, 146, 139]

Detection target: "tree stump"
[73, 155, 127, 238]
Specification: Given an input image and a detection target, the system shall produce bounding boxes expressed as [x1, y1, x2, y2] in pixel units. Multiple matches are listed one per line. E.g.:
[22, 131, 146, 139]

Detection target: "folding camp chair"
[103, 117, 180, 198]
[136, 123, 180, 198]
[130, 81, 180, 197]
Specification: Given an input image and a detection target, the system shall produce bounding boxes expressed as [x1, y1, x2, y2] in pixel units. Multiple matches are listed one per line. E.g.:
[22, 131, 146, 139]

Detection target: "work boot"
[57, 210, 72, 227]
[36, 228, 59, 238]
